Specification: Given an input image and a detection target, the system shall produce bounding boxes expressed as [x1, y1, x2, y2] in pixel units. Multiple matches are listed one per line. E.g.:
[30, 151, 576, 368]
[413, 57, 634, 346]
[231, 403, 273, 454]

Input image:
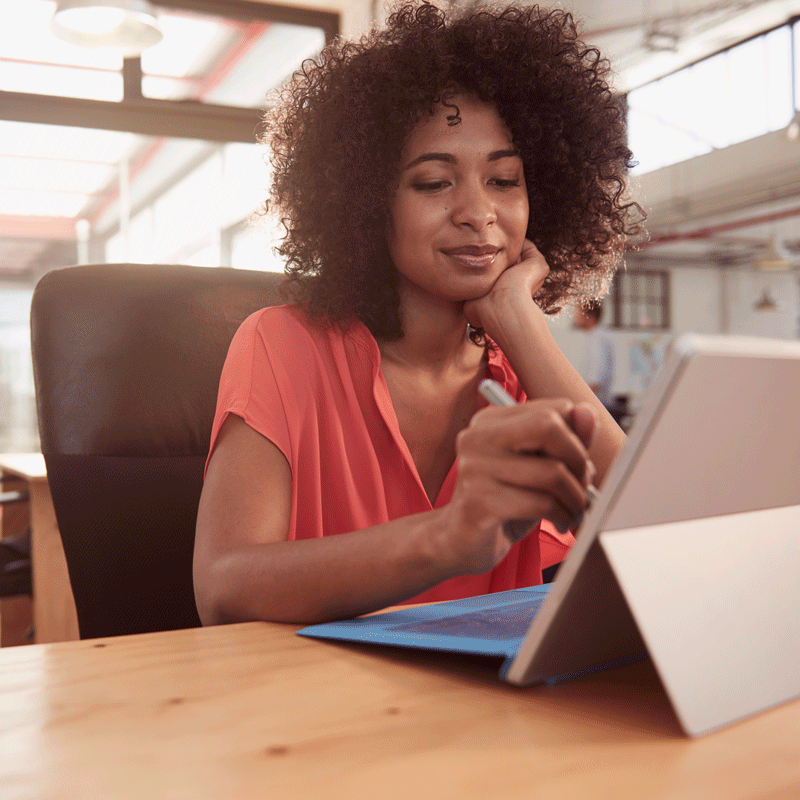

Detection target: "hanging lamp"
[753, 289, 779, 312]
[52, 0, 163, 56]
[756, 237, 794, 272]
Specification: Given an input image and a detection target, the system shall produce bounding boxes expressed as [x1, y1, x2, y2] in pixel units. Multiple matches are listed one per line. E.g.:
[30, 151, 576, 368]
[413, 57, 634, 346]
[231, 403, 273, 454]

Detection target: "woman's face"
[387, 95, 529, 304]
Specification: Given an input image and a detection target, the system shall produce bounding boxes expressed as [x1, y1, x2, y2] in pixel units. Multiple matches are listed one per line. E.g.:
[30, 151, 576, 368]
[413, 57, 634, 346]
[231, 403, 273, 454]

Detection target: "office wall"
[550, 265, 799, 406]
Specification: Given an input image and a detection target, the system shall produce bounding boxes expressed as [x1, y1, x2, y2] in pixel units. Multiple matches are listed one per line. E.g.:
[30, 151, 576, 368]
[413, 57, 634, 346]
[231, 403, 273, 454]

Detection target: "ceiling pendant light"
[753, 288, 779, 312]
[644, 27, 679, 53]
[756, 237, 794, 272]
[52, 0, 163, 57]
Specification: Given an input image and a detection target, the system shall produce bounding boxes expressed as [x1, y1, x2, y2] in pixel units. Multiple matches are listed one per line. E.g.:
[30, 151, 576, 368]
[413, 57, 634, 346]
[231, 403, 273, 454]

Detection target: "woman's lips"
[443, 247, 500, 268]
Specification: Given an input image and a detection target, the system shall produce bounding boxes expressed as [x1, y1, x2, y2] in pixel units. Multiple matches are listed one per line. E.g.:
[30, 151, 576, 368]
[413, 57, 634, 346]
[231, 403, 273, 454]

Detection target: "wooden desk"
[0, 622, 798, 799]
[0, 454, 79, 644]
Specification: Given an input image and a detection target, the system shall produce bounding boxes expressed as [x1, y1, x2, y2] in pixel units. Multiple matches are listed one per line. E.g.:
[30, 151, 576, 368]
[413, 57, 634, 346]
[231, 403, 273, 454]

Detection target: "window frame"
[611, 268, 671, 331]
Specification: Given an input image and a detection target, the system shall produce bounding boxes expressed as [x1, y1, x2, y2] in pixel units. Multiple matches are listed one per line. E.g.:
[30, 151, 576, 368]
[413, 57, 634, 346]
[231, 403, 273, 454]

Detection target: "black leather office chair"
[31, 264, 286, 639]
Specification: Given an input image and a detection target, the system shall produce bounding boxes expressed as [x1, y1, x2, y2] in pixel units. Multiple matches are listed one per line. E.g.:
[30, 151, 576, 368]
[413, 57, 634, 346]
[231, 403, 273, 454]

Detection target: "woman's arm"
[194, 397, 595, 625]
[465, 240, 625, 484]
[194, 414, 447, 625]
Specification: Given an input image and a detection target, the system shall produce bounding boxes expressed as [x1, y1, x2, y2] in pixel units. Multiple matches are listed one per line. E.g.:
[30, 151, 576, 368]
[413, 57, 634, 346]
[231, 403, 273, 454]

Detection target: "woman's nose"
[451, 183, 496, 231]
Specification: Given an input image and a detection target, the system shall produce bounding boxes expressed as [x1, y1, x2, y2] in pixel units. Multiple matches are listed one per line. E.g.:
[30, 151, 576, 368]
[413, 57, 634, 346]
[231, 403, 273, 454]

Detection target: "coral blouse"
[206, 305, 574, 604]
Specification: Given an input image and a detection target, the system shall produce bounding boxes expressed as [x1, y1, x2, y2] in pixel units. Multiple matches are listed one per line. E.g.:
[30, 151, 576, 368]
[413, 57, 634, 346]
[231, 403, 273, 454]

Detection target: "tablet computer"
[300, 333, 800, 735]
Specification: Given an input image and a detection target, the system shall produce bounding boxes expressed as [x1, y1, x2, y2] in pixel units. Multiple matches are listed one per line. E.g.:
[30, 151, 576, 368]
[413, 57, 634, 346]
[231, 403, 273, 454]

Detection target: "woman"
[193, 2, 642, 625]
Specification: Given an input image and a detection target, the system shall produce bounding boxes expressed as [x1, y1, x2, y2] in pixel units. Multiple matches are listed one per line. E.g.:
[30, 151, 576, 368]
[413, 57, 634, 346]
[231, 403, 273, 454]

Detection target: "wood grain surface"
[0, 620, 798, 800]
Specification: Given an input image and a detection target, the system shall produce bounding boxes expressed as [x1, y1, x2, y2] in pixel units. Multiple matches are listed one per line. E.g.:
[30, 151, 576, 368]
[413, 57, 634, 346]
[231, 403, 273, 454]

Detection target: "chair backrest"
[31, 263, 286, 639]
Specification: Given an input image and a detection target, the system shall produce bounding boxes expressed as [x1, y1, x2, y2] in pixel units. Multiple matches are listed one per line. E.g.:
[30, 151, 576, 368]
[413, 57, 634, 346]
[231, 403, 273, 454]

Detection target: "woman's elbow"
[193, 552, 247, 627]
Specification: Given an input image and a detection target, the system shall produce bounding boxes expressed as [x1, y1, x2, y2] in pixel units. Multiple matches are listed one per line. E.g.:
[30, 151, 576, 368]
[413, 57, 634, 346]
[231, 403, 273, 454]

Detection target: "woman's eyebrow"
[487, 148, 522, 162]
[403, 152, 456, 170]
[403, 148, 521, 170]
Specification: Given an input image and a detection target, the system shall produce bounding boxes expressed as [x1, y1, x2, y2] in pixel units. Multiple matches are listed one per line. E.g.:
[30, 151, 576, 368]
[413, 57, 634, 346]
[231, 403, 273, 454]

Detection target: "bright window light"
[140, 74, 196, 101]
[231, 223, 285, 272]
[0, 156, 114, 194]
[628, 23, 795, 174]
[220, 143, 269, 228]
[728, 37, 768, 145]
[0, 60, 122, 102]
[152, 155, 222, 258]
[795, 24, 800, 110]
[0, 121, 136, 163]
[765, 26, 792, 130]
[140, 11, 230, 77]
[0, 189, 89, 217]
[0, 0, 123, 100]
[139, 9, 232, 101]
[689, 53, 729, 149]
[0, 121, 140, 219]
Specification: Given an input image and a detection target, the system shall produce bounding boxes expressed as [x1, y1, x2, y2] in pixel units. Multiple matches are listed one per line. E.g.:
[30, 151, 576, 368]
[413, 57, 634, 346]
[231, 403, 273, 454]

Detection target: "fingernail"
[585, 461, 596, 487]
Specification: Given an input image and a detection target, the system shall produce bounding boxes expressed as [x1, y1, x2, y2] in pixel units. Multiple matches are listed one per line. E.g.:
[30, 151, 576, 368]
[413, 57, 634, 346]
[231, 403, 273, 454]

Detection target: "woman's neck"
[377, 291, 481, 375]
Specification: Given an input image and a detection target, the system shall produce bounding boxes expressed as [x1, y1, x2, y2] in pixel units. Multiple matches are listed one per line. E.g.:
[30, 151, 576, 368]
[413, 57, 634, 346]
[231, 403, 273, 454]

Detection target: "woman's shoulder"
[238, 303, 309, 336]
[234, 303, 376, 365]
[234, 304, 325, 350]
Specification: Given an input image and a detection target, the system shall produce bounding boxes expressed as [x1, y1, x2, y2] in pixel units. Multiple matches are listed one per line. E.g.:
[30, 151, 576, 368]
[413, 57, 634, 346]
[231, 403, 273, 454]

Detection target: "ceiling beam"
[643, 205, 800, 248]
[0, 90, 264, 143]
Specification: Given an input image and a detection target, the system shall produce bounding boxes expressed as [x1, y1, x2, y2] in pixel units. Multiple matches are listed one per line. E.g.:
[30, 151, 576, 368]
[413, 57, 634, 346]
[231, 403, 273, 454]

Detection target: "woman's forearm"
[200, 508, 455, 625]
[478, 292, 625, 483]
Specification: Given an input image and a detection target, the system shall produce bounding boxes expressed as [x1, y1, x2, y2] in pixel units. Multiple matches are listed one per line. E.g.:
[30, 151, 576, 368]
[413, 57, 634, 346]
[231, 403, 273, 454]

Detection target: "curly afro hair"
[265, 1, 643, 340]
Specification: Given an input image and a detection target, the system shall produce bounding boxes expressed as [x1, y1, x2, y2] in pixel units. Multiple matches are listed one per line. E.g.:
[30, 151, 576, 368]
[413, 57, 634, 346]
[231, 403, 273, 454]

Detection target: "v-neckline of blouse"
[354, 322, 507, 510]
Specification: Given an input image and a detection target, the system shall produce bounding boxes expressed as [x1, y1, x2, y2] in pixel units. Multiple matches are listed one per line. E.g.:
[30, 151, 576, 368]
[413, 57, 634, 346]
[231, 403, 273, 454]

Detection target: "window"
[611, 269, 670, 330]
[102, 140, 283, 270]
[627, 22, 796, 174]
[0, 1, 337, 452]
[0, 0, 335, 281]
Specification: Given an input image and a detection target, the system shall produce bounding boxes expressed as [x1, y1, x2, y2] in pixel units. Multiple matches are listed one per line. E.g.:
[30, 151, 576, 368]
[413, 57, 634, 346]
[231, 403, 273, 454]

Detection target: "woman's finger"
[569, 402, 597, 450]
[466, 401, 593, 486]
[517, 237, 542, 264]
[458, 451, 588, 519]
[487, 483, 577, 536]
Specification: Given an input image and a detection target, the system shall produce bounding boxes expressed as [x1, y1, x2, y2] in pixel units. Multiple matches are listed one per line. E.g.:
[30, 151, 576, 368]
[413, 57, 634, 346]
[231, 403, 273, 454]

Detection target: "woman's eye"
[412, 181, 450, 193]
[490, 178, 521, 188]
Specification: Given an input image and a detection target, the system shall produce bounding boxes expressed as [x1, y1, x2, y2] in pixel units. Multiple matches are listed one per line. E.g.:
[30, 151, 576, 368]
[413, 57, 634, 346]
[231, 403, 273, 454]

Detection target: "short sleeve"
[205, 307, 296, 477]
[485, 340, 528, 402]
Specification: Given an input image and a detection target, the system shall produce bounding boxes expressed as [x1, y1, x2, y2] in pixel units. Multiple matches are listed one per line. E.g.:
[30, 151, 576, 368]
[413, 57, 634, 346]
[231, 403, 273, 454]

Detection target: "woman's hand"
[461, 238, 627, 488]
[463, 238, 548, 331]
[436, 398, 596, 577]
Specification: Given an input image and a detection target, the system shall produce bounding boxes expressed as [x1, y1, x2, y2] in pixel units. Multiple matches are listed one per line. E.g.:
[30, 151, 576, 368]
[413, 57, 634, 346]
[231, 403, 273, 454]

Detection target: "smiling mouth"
[443, 247, 500, 268]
